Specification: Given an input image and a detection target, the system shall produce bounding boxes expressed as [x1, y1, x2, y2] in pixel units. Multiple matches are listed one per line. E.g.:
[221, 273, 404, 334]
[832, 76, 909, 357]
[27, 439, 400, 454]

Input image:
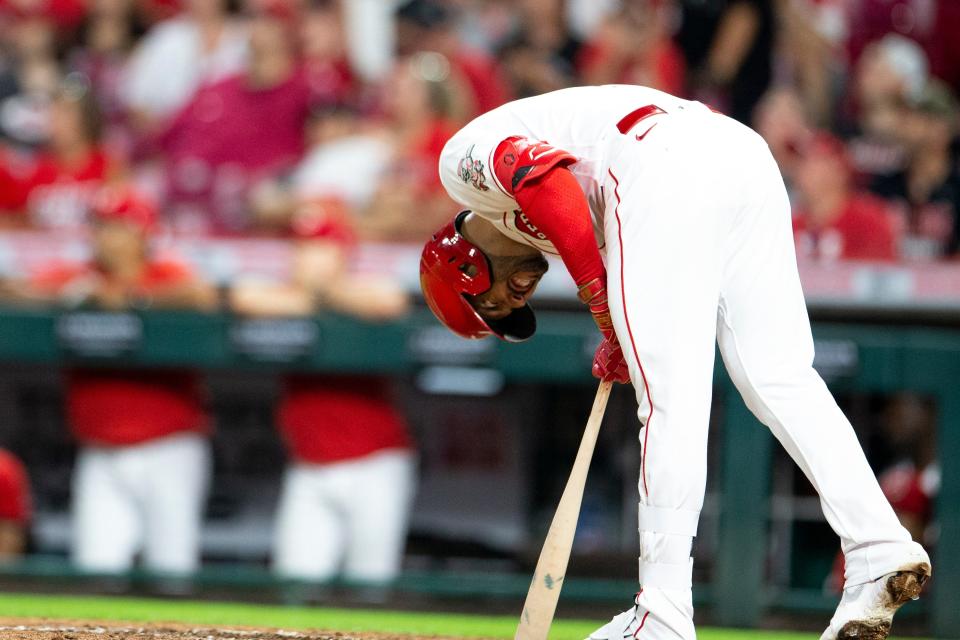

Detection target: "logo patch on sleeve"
[457, 144, 489, 192]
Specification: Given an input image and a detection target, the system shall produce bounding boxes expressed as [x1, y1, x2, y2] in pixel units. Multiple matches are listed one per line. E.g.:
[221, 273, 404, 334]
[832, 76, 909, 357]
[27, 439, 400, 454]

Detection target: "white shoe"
[820, 561, 931, 640]
[588, 594, 645, 640]
[587, 591, 693, 640]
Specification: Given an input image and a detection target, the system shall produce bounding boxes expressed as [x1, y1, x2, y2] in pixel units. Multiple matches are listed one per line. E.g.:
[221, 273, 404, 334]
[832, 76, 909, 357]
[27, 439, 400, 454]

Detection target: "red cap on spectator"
[291, 197, 356, 246]
[90, 186, 158, 232]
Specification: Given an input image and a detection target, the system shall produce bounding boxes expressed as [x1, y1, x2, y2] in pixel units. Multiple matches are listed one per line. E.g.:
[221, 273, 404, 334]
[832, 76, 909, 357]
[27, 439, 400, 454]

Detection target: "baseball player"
[6, 187, 217, 577]
[419, 85, 930, 640]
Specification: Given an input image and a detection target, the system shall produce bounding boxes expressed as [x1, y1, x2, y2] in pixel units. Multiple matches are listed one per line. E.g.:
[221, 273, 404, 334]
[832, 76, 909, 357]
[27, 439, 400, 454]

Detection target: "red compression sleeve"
[512, 167, 605, 287]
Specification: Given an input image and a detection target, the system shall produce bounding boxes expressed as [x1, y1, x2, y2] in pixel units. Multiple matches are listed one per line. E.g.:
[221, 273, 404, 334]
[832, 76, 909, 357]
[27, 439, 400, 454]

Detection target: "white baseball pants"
[272, 449, 415, 583]
[71, 432, 211, 575]
[602, 104, 923, 638]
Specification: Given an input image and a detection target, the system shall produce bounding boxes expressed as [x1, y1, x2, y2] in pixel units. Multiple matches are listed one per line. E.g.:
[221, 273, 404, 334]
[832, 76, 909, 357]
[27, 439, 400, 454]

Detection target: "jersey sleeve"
[492, 136, 577, 195]
[438, 132, 577, 215]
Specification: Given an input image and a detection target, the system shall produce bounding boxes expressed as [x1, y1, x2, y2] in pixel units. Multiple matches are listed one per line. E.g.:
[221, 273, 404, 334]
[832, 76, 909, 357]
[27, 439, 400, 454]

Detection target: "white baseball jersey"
[438, 85, 695, 255]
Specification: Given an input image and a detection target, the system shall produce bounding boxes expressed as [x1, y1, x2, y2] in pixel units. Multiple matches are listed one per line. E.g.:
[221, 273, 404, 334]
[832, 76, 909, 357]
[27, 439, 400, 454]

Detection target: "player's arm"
[493, 137, 627, 382]
[493, 138, 610, 337]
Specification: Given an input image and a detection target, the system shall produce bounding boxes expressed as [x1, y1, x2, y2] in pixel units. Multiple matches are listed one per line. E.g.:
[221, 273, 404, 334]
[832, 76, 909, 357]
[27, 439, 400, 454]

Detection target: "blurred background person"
[252, 102, 392, 234]
[495, 0, 584, 100]
[395, 0, 510, 116]
[231, 196, 415, 586]
[579, 0, 684, 97]
[155, 4, 309, 235]
[776, 0, 845, 128]
[0, 11, 62, 150]
[792, 133, 898, 262]
[869, 80, 960, 261]
[752, 86, 813, 194]
[1, 76, 120, 231]
[0, 448, 30, 563]
[0, 186, 217, 577]
[845, 35, 928, 181]
[300, 0, 356, 107]
[67, 0, 147, 158]
[358, 51, 468, 242]
[120, 0, 247, 134]
[675, 0, 775, 124]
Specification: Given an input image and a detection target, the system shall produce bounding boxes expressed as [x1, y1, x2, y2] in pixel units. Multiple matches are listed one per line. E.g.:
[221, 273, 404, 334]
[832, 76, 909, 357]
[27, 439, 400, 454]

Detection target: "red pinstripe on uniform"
[633, 612, 650, 638]
[608, 168, 654, 498]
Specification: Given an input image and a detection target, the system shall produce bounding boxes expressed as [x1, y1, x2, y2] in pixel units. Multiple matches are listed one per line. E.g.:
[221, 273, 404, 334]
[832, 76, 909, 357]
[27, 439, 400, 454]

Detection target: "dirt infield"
[0, 621, 446, 640]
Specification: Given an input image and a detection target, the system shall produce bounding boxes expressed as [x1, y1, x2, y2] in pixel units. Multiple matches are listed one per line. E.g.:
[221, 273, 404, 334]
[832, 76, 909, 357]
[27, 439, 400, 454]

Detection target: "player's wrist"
[577, 277, 606, 305]
[578, 277, 615, 340]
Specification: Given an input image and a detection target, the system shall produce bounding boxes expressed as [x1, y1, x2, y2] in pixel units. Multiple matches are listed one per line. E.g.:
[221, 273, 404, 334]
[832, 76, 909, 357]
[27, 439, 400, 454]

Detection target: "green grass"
[0, 592, 832, 639]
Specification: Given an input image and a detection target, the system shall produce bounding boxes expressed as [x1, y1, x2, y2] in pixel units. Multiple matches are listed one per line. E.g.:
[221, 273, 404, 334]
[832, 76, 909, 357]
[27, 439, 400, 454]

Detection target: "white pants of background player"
[71, 432, 211, 575]
[602, 104, 924, 638]
[272, 449, 415, 582]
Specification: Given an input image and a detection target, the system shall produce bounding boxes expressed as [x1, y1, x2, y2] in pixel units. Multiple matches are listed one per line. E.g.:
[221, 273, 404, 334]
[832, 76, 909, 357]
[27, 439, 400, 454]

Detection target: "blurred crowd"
[0, 0, 956, 259]
[0, 0, 954, 583]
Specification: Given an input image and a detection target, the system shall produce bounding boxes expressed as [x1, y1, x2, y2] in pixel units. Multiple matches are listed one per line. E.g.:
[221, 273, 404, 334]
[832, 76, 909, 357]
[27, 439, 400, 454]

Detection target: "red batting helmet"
[420, 211, 536, 342]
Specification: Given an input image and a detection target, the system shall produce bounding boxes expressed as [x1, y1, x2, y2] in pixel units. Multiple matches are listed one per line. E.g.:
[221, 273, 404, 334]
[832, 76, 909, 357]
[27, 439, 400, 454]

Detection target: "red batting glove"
[593, 337, 630, 383]
[578, 275, 630, 384]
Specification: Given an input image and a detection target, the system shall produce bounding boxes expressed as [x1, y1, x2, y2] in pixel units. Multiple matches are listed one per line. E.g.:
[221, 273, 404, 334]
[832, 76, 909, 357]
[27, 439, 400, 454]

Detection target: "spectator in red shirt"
[0, 448, 31, 562]
[230, 201, 414, 584]
[1, 186, 217, 577]
[156, 7, 310, 235]
[5, 77, 119, 231]
[793, 133, 898, 262]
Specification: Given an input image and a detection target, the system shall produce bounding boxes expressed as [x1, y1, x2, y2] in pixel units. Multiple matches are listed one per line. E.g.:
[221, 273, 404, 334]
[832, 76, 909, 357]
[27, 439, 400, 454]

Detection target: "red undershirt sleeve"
[513, 169, 605, 287]
[493, 137, 606, 288]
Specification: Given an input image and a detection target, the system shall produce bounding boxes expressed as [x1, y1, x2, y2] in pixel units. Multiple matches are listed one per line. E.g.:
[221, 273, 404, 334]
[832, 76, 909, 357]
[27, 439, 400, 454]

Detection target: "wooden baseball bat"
[515, 379, 614, 640]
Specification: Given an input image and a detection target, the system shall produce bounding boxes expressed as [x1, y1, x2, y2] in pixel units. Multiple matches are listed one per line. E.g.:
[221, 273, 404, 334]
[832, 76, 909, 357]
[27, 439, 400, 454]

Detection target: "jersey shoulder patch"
[493, 136, 576, 195]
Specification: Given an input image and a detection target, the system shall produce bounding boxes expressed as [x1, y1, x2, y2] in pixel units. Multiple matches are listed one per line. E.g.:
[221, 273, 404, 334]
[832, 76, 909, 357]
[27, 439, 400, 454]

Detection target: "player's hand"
[593, 336, 630, 384]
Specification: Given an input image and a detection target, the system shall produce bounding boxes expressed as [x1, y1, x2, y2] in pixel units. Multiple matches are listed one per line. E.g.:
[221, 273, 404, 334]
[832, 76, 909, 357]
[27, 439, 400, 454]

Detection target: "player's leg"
[593, 129, 729, 639]
[341, 449, 416, 583]
[140, 433, 211, 575]
[272, 464, 344, 581]
[71, 447, 140, 573]
[714, 131, 929, 638]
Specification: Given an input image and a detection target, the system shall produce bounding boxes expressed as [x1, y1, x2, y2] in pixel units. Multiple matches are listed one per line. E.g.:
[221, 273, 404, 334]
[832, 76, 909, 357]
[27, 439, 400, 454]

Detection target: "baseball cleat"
[820, 562, 931, 640]
[587, 596, 645, 640]
[587, 591, 693, 640]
